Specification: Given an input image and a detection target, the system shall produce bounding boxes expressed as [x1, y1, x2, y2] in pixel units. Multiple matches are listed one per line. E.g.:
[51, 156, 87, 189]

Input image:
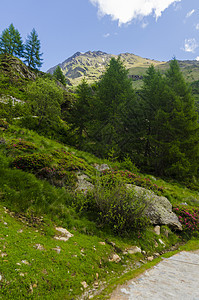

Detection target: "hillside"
[47, 51, 199, 89]
[1, 55, 199, 299]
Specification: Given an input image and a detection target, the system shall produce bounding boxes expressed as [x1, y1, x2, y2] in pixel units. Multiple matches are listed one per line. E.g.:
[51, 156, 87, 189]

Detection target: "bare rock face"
[127, 185, 182, 231]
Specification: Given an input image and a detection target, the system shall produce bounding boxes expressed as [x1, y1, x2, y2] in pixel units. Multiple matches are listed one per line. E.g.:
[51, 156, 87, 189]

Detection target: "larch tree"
[91, 57, 136, 158]
[139, 60, 199, 179]
[0, 24, 24, 57]
[24, 28, 43, 69]
[53, 66, 66, 86]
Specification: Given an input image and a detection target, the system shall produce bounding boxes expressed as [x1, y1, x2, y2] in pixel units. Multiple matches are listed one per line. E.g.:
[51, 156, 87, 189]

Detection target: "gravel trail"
[110, 250, 199, 300]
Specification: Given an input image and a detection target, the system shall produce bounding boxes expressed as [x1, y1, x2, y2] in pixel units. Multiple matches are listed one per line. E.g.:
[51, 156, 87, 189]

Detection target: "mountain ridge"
[47, 51, 165, 86]
[47, 51, 199, 87]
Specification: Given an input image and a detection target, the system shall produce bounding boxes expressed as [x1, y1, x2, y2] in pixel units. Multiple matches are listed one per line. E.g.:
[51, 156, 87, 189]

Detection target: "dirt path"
[110, 250, 199, 300]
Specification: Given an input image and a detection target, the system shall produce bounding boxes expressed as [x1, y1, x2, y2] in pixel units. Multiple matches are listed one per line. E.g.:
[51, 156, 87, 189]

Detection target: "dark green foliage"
[0, 24, 24, 58]
[23, 28, 43, 69]
[26, 78, 64, 127]
[53, 66, 66, 86]
[11, 153, 53, 172]
[0, 100, 30, 123]
[68, 78, 93, 147]
[89, 57, 136, 158]
[0, 119, 9, 129]
[139, 60, 199, 179]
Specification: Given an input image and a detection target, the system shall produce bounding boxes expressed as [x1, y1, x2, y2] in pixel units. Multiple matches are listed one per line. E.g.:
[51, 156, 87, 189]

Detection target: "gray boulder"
[126, 185, 182, 231]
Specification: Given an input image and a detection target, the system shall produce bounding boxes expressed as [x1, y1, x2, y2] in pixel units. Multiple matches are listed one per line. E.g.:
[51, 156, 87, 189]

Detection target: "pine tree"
[53, 66, 66, 86]
[139, 60, 199, 179]
[24, 29, 43, 69]
[0, 24, 24, 57]
[69, 78, 93, 147]
[91, 57, 136, 157]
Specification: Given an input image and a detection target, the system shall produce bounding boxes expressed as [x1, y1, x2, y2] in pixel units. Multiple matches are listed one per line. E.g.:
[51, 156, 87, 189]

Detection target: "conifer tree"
[53, 66, 66, 86]
[91, 57, 136, 157]
[139, 60, 199, 179]
[24, 29, 43, 69]
[0, 24, 24, 57]
[69, 78, 93, 147]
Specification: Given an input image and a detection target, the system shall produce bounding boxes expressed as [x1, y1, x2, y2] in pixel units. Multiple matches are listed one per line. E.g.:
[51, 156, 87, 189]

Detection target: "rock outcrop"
[127, 185, 182, 231]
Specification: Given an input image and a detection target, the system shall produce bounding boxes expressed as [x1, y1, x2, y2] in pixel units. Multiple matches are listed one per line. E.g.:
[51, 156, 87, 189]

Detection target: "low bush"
[6, 138, 38, 153]
[75, 178, 149, 235]
[101, 169, 164, 193]
[173, 205, 199, 236]
[11, 153, 53, 172]
[38, 167, 77, 188]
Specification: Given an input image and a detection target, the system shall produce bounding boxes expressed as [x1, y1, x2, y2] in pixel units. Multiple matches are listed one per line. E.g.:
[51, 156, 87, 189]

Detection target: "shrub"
[38, 167, 77, 188]
[11, 153, 53, 172]
[101, 169, 164, 193]
[6, 138, 38, 152]
[173, 205, 199, 235]
[77, 178, 149, 235]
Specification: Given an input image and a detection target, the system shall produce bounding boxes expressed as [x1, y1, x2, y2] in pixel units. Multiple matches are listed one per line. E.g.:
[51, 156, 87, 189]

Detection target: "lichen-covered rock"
[75, 173, 94, 193]
[127, 185, 182, 231]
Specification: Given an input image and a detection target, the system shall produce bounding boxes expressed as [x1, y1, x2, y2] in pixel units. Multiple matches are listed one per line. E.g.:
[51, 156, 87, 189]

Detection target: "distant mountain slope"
[47, 51, 199, 89]
[47, 51, 165, 86]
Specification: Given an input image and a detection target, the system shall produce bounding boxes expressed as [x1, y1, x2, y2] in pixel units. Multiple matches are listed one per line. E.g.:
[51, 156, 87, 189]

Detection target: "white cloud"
[196, 24, 199, 30]
[186, 9, 195, 18]
[183, 38, 198, 53]
[103, 33, 110, 38]
[89, 0, 181, 25]
[196, 56, 199, 61]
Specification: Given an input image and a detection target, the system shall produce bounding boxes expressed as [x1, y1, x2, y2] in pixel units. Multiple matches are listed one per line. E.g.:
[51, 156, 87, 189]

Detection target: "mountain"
[47, 51, 199, 89]
[47, 51, 164, 86]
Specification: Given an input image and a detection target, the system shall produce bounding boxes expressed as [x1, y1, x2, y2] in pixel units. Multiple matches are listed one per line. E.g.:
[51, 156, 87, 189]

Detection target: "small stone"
[154, 253, 160, 257]
[81, 281, 88, 288]
[109, 254, 121, 263]
[99, 242, 106, 245]
[0, 274, 2, 281]
[142, 250, 146, 255]
[19, 273, 25, 277]
[126, 246, 141, 255]
[0, 253, 7, 258]
[34, 244, 45, 251]
[52, 246, 61, 254]
[54, 236, 70, 242]
[139, 259, 145, 264]
[94, 281, 99, 287]
[21, 260, 30, 265]
[154, 225, 161, 235]
[17, 229, 23, 233]
[147, 256, 154, 261]
[4, 222, 8, 225]
[158, 239, 165, 246]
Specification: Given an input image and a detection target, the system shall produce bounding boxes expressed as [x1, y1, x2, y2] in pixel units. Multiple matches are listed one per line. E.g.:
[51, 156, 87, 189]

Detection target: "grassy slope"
[1, 124, 199, 299]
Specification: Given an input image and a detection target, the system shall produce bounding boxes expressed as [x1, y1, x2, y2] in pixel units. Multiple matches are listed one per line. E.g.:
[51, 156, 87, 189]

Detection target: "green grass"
[1, 123, 199, 299]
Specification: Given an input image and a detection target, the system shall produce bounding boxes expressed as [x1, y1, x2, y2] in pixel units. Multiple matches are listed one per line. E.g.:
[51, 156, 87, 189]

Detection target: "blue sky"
[1, 0, 199, 71]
